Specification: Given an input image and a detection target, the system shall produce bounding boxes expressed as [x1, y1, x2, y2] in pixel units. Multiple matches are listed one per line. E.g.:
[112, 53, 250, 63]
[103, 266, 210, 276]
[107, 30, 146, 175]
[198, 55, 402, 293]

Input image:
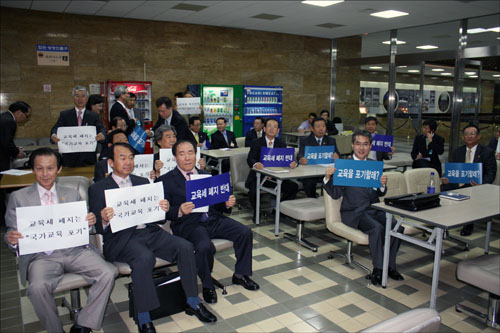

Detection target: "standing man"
[0, 101, 31, 227]
[297, 118, 340, 198]
[210, 117, 238, 149]
[5, 148, 116, 333]
[323, 130, 404, 286]
[89, 143, 216, 331]
[411, 119, 445, 176]
[187, 116, 209, 148]
[126, 92, 146, 130]
[245, 117, 265, 147]
[151, 96, 190, 141]
[441, 123, 496, 236]
[158, 140, 259, 305]
[50, 86, 106, 167]
[246, 118, 298, 222]
[364, 116, 396, 161]
[320, 110, 338, 136]
[110, 85, 134, 132]
[297, 112, 317, 133]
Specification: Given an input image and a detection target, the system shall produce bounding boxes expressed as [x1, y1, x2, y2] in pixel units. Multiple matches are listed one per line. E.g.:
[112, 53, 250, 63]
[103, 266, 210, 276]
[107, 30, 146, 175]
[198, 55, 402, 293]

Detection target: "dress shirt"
[76, 107, 86, 126]
[126, 107, 135, 120]
[164, 113, 173, 126]
[37, 183, 58, 205]
[222, 131, 229, 145]
[298, 120, 311, 131]
[256, 130, 263, 138]
[465, 144, 478, 163]
[315, 135, 323, 146]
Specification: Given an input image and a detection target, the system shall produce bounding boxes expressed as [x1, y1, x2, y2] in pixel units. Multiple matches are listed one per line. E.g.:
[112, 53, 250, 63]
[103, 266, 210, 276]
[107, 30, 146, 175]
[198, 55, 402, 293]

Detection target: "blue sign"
[185, 173, 231, 208]
[260, 147, 295, 167]
[36, 44, 69, 52]
[304, 145, 336, 165]
[444, 163, 482, 184]
[371, 134, 393, 153]
[128, 126, 147, 154]
[333, 159, 383, 188]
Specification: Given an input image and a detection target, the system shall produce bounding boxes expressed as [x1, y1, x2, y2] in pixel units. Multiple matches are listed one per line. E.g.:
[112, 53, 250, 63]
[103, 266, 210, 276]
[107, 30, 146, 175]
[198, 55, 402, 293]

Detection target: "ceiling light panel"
[467, 28, 488, 34]
[431, 68, 444, 72]
[416, 45, 439, 49]
[302, 1, 344, 7]
[382, 40, 406, 44]
[370, 10, 409, 19]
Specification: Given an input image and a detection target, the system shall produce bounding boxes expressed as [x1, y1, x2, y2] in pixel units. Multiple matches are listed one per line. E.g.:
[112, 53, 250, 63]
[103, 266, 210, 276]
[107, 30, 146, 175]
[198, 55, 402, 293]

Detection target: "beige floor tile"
[236, 324, 264, 332]
[336, 318, 367, 332]
[322, 309, 351, 324]
[250, 294, 277, 308]
[309, 300, 336, 315]
[370, 307, 396, 320]
[440, 308, 468, 327]
[355, 312, 382, 327]
[355, 299, 379, 312]
[274, 312, 305, 326]
[451, 320, 483, 332]
[286, 321, 319, 332]
[340, 291, 364, 303]
[235, 299, 260, 313]
[256, 318, 285, 331]
[175, 316, 205, 331]
[215, 305, 244, 319]
[155, 321, 183, 332]
[326, 295, 351, 309]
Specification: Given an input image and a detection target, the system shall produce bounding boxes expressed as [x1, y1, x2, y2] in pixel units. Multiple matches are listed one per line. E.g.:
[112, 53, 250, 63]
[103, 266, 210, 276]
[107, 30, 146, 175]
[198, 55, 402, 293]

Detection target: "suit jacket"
[157, 168, 229, 238]
[325, 121, 339, 136]
[50, 108, 106, 167]
[296, 133, 340, 162]
[110, 101, 130, 123]
[210, 130, 237, 149]
[245, 136, 287, 188]
[152, 110, 190, 141]
[411, 133, 445, 175]
[89, 174, 164, 261]
[451, 144, 496, 184]
[132, 108, 146, 130]
[323, 158, 386, 228]
[186, 130, 209, 147]
[245, 129, 263, 147]
[0, 112, 18, 172]
[488, 137, 498, 151]
[93, 159, 110, 183]
[4, 183, 82, 285]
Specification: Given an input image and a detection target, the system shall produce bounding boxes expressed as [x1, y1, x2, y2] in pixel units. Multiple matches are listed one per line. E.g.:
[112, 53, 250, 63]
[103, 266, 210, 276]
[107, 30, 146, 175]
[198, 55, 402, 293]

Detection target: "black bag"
[384, 192, 440, 211]
[128, 271, 186, 321]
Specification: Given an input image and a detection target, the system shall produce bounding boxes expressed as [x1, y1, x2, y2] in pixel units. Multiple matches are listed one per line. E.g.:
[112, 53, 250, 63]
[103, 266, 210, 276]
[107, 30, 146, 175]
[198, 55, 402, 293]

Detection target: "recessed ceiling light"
[468, 75, 478, 78]
[408, 70, 419, 73]
[382, 40, 406, 45]
[370, 10, 409, 18]
[397, 65, 407, 68]
[493, 74, 500, 77]
[302, 1, 344, 7]
[431, 68, 444, 72]
[467, 28, 488, 34]
[416, 45, 439, 50]
[441, 73, 452, 76]
[488, 27, 500, 32]
[465, 72, 476, 75]
[369, 66, 383, 69]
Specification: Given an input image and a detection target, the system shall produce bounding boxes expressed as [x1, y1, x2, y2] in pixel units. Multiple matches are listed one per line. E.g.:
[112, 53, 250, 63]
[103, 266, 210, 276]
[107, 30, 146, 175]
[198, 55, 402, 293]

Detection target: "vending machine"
[243, 85, 283, 137]
[103, 80, 152, 127]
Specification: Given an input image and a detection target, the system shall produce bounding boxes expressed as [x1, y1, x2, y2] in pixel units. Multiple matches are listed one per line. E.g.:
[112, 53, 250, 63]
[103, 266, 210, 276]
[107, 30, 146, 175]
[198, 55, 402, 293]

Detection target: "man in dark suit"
[364, 116, 395, 162]
[89, 143, 216, 332]
[297, 117, 340, 198]
[488, 127, 500, 160]
[1, 101, 31, 227]
[109, 85, 134, 133]
[246, 118, 299, 222]
[126, 92, 146, 130]
[157, 140, 258, 305]
[94, 129, 129, 182]
[320, 110, 338, 136]
[441, 123, 497, 236]
[187, 116, 209, 149]
[210, 117, 238, 149]
[5, 148, 116, 333]
[151, 96, 190, 141]
[323, 130, 404, 286]
[245, 117, 264, 147]
[411, 119, 445, 176]
[50, 86, 106, 167]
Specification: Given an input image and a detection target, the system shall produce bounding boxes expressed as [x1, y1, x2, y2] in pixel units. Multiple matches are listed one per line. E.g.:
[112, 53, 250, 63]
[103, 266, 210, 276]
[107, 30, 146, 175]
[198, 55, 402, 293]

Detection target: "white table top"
[372, 184, 500, 229]
[201, 147, 250, 158]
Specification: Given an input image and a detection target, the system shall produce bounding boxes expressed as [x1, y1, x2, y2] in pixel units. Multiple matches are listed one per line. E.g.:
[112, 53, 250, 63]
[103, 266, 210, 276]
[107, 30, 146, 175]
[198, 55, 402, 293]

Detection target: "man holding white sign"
[89, 142, 216, 331]
[323, 130, 404, 287]
[50, 86, 106, 167]
[5, 148, 116, 333]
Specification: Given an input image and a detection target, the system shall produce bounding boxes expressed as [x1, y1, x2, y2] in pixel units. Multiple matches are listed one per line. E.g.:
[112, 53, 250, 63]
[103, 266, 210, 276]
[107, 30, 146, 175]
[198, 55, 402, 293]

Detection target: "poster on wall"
[372, 88, 380, 107]
[438, 91, 452, 112]
[36, 44, 69, 66]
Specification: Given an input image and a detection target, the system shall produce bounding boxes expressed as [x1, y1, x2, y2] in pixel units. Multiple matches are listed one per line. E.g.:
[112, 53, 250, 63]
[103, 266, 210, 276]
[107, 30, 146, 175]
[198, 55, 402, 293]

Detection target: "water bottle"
[427, 172, 436, 194]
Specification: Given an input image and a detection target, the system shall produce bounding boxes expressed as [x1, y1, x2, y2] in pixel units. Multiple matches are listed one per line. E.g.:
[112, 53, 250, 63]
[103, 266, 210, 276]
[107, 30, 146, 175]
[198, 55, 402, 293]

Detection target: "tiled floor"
[1, 139, 499, 333]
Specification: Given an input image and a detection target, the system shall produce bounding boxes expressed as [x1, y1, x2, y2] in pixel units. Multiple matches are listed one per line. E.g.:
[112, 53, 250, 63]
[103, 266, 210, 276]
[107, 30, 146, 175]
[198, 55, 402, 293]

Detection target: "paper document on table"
[0, 169, 32, 176]
[219, 148, 231, 151]
[262, 167, 290, 173]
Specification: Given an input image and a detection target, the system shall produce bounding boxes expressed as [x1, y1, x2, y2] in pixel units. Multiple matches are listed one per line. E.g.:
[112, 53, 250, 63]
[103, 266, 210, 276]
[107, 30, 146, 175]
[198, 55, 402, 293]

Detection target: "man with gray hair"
[110, 85, 134, 133]
[50, 86, 106, 167]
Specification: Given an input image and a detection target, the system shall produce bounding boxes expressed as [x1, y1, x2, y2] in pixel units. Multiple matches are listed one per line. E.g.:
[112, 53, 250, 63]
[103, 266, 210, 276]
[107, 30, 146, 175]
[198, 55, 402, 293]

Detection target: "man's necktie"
[224, 132, 229, 145]
[466, 149, 472, 163]
[195, 133, 199, 144]
[317, 139, 321, 145]
[77, 110, 82, 126]
[165, 118, 169, 126]
[268, 140, 273, 148]
[257, 131, 261, 138]
[42, 191, 55, 255]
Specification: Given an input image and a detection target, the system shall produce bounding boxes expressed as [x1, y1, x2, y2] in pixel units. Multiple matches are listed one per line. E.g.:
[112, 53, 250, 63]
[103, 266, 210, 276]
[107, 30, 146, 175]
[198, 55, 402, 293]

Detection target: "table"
[388, 152, 413, 171]
[282, 132, 353, 156]
[372, 184, 500, 309]
[201, 148, 250, 174]
[0, 165, 95, 189]
[282, 132, 308, 147]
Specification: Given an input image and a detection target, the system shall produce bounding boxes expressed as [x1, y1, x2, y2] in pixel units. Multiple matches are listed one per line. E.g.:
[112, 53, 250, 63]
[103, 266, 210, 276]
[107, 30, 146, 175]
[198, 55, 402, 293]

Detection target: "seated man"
[364, 116, 395, 161]
[411, 119, 445, 176]
[94, 129, 129, 182]
[323, 130, 404, 286]
[246, 118, 298, 222]
[297, 117, 340, 198]
[157, 140, 259, 305]
[245, 117, 265, 147]
[187, 116, 209, 149]
[320, 110, 338, 136]
[297, 112, 317, 133]
[89, 143, 216, 332]
[441, 123, 496, 236]
[5, 148, 117, 333]
[209, 117, 237, 174]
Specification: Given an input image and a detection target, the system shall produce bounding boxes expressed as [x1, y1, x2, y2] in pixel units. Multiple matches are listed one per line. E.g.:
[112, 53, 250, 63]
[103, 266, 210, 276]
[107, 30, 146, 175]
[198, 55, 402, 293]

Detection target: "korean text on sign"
[304, 145, 336, 165]
[185, 173, 231, 208]
[57, 126, 97, 153]
[177, 97, 201, 115]
[16, 201, 89, 255]
[128, 126, 147, 154]
[132, 154, 154, 182]
[371, 134, 393, 153]
[159, 149, 201, 175]
[105, 182, 165, 233]
[444, 162, 483, 184]
[333, 159, 383, 188]
[260, 147, 295, 167]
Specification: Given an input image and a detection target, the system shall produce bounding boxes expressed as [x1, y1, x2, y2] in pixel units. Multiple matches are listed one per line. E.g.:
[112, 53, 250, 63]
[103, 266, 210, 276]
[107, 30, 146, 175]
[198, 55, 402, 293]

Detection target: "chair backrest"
[361, 308, 441, 333]
[14, 138, 37, 146]
[383, 171, 407, 197]
[493, 160, 500, 186]
[324, 191, 342, 234]
[404, 168, 441, 194]
[56, 176, 91, 203]
[230, 152, 250, 186]
[236, 136, 245, 148]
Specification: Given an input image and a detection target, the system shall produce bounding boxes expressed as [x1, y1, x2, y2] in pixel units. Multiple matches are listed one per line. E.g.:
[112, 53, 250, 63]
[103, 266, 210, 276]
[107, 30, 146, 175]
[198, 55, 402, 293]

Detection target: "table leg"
[256, 172, 261, 225]
[430, 227, 443, 309]
[382, 212, 392, 288]
[484, 220, 492, 254]
[274, 179, 282, 237]
[218, 158, 222, 174]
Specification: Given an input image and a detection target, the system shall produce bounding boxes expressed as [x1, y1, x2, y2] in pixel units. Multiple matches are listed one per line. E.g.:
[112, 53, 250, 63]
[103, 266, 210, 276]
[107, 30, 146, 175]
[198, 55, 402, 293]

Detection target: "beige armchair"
[361, 308, 441, 332]
[404, 168, 441, 194]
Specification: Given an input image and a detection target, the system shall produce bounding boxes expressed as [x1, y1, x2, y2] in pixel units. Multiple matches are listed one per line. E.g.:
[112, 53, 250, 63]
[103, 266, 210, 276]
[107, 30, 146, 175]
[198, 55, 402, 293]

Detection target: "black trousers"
[300, 177, 322, 198]
[115, 226, 198, 313]
[248, 178, 298, 214]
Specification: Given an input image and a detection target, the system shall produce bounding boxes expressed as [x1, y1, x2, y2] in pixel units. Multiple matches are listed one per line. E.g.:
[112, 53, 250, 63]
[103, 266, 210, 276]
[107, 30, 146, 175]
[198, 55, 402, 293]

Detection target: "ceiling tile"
[31, 0, 70, 12]
[65, 1, 107, 15]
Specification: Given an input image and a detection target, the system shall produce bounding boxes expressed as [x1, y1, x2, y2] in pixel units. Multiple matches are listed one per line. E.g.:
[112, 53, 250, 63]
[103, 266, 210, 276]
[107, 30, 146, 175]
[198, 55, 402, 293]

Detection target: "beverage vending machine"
[243, 85, 283, 138]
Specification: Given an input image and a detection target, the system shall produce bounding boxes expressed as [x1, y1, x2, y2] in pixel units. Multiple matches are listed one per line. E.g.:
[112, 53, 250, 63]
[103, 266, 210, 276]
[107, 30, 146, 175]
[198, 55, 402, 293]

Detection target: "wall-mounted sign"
[37, 44, 69, 66]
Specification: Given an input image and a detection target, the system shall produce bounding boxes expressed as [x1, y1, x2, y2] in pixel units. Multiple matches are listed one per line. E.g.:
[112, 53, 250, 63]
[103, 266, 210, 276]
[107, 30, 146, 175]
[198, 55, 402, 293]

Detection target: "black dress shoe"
[138, 322, 156, 333]
[70, 324, 92, 333]
[388, 269, 404, 281]
[460, 224, 474, 236]
[232, 274, 260, 290]
[185, 303, 217, 323]
[370, 268, 382, 286]
[203, 287, 218, 304]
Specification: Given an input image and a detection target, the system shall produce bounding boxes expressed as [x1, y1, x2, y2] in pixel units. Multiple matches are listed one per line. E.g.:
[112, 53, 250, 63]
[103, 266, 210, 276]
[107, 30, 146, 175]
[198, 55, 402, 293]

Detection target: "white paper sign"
[16, 201, 89, 255]
[105, 182, 165, 233]
[132, 154, 154, 182]
[176, 97, 201, 115]
[159, 149, 200, 176]
[57, 126, 97, 153]
[191, 174, 210, 213]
